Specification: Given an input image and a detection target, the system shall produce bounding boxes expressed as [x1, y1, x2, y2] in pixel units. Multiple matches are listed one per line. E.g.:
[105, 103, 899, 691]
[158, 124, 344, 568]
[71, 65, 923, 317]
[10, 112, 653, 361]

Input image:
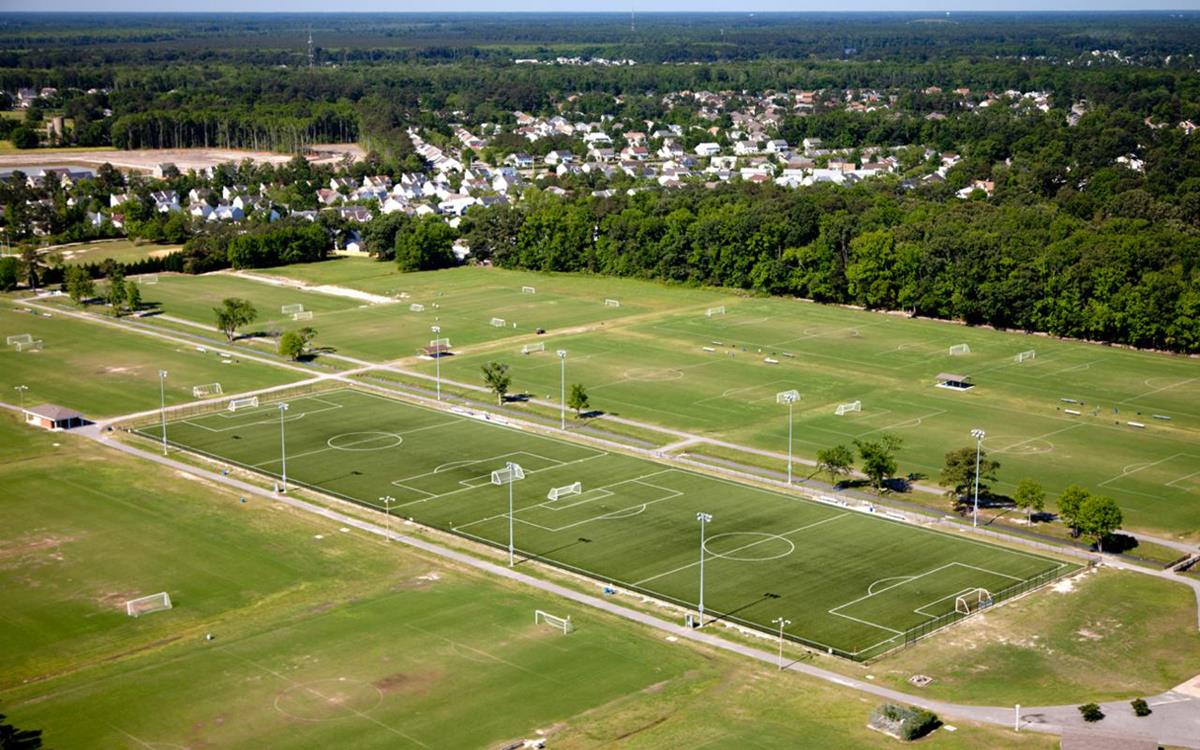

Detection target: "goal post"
[705, 305, 726, 318]
[954, 588, 993, 615]
[15, 339, 42, 352]
[126, 592, 172, 617]
[281, 303, 305, 315]
[1014, 350, 1036, 363]
[409, 303, 425, 312]
[547, 481, 582, 501]
[6, 334, 32, 346]
[137, 275, 159, 285]
[491, 462, 525, 485]
[604, 298, 620, 307]
[534, 609, 574, 634]
[490, 317, 507, 328]
[835, 400, 862, 416]
[292, 310, 314, 321]
[522, 342, 545, 355]
[227, 396, 260, 412]
[521, 286, 536, 294]
[192, 383, 223, 398]
[949, 343, 971, 356]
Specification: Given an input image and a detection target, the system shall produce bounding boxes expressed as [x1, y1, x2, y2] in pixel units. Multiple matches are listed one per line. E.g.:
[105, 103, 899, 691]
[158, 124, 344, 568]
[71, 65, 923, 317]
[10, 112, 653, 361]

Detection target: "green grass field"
[47, 239, 182, 266]
[144, 388, 1071, 660]
[0, 303, 298, 417]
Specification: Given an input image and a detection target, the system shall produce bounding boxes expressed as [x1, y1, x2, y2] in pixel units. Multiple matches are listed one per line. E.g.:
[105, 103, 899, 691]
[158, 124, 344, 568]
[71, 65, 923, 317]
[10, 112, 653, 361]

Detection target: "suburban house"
[23, 404, 86, 431]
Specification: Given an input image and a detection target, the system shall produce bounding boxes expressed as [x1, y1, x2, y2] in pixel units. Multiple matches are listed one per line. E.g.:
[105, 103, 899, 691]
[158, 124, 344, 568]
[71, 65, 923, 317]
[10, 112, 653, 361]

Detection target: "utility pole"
[971, 428, 986, 528]
[696, 512, 712, 624]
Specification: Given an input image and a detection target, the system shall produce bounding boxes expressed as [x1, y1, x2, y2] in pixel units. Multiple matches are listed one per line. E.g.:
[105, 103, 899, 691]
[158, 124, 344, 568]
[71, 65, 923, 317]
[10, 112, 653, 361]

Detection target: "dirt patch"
[96, 590, 141, 611]
[641, 680, 670, 694]
[372, 670, 441, 695]
[0, 533, 77, 566]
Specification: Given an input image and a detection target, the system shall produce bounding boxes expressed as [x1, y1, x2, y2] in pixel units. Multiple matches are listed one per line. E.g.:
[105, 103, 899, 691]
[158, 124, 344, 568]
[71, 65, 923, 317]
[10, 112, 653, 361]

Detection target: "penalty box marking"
[250, 414, 467, 468]
[391, 451, 608, 507]
[182, 396, 345, 433]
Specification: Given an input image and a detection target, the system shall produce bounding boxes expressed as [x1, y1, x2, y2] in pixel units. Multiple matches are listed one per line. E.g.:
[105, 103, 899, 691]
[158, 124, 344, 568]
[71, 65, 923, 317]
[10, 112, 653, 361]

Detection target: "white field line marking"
[632, 513, 850, 587]
[854, 409, 947, 436]
[1166, 468, 1200, 489]
[991, 422, 1084, 453]
[692, 378, 794, 406]
[393, 452, 608, 508]
[1098, 452, 1187, 488]
[183, 401, 345, 433]
[519, 479, 684, 533]
[1121, 377, 1198, 404]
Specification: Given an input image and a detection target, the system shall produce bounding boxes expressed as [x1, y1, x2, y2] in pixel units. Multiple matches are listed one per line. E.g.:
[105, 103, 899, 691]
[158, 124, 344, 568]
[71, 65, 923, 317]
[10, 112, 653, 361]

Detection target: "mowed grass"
[0, 303, 297, 417]
[137, 264, 730, 362]
[147, 388, 1070, 659]
[419, 297, 1200, 539]
[0, 416, 1049, 750]
[48, 238, 182, 266]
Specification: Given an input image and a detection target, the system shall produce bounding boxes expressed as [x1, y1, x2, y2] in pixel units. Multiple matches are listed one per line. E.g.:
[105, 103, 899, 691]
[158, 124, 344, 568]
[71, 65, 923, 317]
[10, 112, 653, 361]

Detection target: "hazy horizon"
[6, 3, 1200, 13]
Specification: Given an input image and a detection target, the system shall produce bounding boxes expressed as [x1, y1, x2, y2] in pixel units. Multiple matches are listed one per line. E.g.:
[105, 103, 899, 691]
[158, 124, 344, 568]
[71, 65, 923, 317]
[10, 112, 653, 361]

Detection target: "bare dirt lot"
[0, 144, 364, 173]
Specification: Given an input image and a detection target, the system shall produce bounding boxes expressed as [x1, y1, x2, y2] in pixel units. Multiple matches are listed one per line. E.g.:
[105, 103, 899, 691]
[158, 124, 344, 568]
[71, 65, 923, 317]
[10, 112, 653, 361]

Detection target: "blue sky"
[8, 2, 1200, 11]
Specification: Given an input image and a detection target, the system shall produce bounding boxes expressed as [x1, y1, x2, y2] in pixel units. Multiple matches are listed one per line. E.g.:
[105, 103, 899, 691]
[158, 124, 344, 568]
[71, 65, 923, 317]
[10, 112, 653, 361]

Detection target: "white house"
[695, 143, 722, 157]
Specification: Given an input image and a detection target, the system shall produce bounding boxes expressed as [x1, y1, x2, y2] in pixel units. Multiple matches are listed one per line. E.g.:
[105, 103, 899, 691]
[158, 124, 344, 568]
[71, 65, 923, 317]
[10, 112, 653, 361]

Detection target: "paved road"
[60, 422, 1200, 748]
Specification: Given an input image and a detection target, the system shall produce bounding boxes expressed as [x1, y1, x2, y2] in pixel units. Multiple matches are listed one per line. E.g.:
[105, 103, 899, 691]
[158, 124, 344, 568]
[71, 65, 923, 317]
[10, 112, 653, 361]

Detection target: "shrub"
[868, 704, 941, 742]
[1131, 698, 1151, 717]
[1079, 703, 1104, 722]
[900, 708, 941, 741]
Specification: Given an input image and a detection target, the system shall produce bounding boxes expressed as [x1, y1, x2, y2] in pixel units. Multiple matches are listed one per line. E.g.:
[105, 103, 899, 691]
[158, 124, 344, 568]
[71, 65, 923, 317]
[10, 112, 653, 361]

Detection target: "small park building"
[23, 404, 85, 431]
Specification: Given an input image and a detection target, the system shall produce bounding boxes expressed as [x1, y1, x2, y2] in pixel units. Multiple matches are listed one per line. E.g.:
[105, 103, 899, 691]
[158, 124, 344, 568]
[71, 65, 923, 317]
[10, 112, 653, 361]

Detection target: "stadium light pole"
[157, 370, 168, 455]
[696, 512, 713, 625]
[278, 402, 290, 492]
[772, 617, 792, 670]
[557, 349, 568, 430]
[14, 384, 28, 410]
[971, 428, 986, 528]
[431, 325, 442, 401]
[776, 390, 800, 485]
[379, 495, 395, 542]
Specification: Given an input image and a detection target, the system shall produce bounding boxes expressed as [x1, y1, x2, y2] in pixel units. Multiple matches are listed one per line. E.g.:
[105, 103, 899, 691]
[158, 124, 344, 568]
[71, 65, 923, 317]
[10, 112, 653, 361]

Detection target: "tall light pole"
[772, 617, 792, 670]
[379, 495, 395, 542]
[278, 402, 290, 492]
[971, 428, 986, 528]
[557, 349, 568, 430]
[431, 325, 442, 401]
[776, 390, 800, 485]
[696, 512, 713, 625]
[157, 370, 168, 455]
[14, 384, 28, 410]
[491, 461, 526, 567]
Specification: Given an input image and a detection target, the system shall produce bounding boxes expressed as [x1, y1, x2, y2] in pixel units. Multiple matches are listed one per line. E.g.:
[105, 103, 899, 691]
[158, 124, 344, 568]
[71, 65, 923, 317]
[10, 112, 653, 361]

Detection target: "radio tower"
[307, 26, 314, 68]
[630, 1, 635, 33]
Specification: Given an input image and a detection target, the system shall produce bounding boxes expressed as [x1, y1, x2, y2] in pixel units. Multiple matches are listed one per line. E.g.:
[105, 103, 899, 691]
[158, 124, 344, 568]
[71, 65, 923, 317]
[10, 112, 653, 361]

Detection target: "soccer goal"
[281, 303, 305, 315]
[410, 303, 425, 312]
[547, 481, 582, 501]
[490, 317, 507, 328]
[6, 334, 32, 346]
[835, 400, 862, 416]
[292, 310, 314, 321]
[430, 336, 450, 348]
[706, 306, 726, 318]
[522, 342, 545, 355]
[954, 588, 993, 615]
[227, 396, 260, 412]
[1014, 350, 1036, 363]
[192, 382, 223, 398]
[491, 462, 525, 485]
[534, 609, 574, 634]
[949, 344, 971, 356]
[522, 285, 536, 294]
[604, 298, 620, 308]
[15, 339, 42, 352]
[126, 592, 172, 617]
[776, 389, 800, 404]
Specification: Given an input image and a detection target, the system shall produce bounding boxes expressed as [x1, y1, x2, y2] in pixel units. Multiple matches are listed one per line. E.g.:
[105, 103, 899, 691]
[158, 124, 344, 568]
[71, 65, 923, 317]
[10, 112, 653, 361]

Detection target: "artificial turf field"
[147, 388, 1070, 659]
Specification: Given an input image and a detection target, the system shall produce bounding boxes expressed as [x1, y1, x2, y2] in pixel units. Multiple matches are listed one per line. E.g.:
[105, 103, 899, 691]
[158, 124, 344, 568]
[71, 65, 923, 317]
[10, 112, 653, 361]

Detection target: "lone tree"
[815, 444, 855, 485]
[1077, 495, 1123, 552]
[279, 327, 318, 361]
[481, 361, 512, 405]
[940, 445, 1000, 512]
[125, 281, 142, 314]
[106, 270, 127, 317]
[213, 298, 258, 342]
[63, 266, 95, 305]
[567, 383, 590, 417]
[1057, 484, 1091, 537]
[854, 433, 902, 492]
[1013, 478, 1046, 524]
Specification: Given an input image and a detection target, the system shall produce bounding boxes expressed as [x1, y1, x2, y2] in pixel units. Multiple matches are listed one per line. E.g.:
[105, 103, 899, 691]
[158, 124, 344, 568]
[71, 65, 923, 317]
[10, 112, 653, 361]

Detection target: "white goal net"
[776, 389, 800, 404]
[7, 334, 32, 346]
[192, 383, 223, 398]
[706, 306, 726, 317]
[835, 400, 862, 416]
[491, 462, 525, 485]
[15, 339, 42, 352]
[955, 588, 993, 615]
[604, 298, 620, 307]
[522, 286, 536, 294]
[228, 396, 260, 411]
[490, 317, 507, 328]
[292, 310, 314, 321]
[1014, 350, 1036, 363]
[281, 303, 305, 315]
[126, 592, 172, 617]
[535, 609, 574, 634]
[137, 275, 159, 285]
[522, 342, 545, 354]
[409, 303, 425, 312]
[547, 481, 582, 501]
[949, 344, 971, 356]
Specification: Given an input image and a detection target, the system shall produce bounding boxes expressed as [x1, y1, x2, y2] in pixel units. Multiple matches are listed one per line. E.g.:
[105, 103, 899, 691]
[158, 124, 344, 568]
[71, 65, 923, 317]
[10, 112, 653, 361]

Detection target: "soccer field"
[146, 388, 1071, 660]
